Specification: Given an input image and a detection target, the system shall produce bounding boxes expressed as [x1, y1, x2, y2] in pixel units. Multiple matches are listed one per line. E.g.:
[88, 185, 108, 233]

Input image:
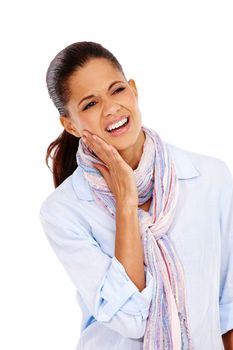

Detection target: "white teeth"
[107, 117, 128, 131]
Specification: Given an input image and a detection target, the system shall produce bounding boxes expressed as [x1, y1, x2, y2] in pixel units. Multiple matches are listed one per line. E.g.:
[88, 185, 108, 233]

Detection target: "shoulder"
[39, 168, 93, 226]
[40, 175, 75, 215]
[166, 141, 231, 185]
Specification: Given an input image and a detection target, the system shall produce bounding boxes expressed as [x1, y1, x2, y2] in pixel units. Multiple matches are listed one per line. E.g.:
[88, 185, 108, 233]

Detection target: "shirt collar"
[71, 142, 201, 201]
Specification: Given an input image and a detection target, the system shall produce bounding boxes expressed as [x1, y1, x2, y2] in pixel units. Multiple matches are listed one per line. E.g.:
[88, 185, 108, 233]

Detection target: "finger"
[82, 139, 94, 155]
[93, 163, 113, 192]
[82, 136, 108, 165]
[82, 135, 96, 153]
[82, 132, 118, 166]
[85, 133, 123, 167]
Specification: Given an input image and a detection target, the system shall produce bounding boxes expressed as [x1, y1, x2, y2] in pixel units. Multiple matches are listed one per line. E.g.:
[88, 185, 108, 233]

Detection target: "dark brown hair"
[45, 41, 126, 188]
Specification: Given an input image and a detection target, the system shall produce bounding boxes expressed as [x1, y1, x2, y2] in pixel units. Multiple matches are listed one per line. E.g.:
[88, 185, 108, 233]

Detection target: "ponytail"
[46, 130, 80, 188]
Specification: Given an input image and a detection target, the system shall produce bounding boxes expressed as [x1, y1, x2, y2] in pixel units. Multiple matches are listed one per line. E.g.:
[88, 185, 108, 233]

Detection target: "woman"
[39, 41, 233, 349]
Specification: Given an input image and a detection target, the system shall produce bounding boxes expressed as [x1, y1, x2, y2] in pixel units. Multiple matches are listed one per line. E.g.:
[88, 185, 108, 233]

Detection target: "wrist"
[116, 201, 138, 213]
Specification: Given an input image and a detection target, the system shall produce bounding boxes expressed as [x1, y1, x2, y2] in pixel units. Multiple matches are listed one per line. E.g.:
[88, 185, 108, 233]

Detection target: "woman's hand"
[82, 130, 138, 207]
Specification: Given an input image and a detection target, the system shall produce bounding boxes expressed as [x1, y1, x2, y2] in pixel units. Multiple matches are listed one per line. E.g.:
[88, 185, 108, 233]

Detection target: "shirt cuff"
[98, 256, 154, 322]
[220, 301, 233, 335]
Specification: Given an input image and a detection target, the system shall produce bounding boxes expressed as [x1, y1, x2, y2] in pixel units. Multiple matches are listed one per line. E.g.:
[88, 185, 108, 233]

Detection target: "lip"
[105, 115, 131, 137]
[105, 115, 130, 131]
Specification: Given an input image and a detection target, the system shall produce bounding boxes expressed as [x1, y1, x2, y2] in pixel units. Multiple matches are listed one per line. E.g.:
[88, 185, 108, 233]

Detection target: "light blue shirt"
[39, 141, 233, 350]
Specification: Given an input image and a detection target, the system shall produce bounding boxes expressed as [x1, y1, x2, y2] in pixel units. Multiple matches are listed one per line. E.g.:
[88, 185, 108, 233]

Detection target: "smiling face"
[60, 58, 144, 151]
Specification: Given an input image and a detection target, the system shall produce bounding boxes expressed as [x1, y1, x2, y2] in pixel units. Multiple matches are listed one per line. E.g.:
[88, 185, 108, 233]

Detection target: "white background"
[1, 1, 232, 349]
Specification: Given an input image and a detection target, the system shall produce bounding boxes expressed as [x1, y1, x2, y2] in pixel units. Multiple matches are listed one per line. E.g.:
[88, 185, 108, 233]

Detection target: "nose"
[102, 98, 121, 117]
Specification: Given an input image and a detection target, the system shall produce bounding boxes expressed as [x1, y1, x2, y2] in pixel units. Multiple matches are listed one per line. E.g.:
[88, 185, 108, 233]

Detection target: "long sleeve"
[39, 198, 154, 339]
[219, 161, 233, 335]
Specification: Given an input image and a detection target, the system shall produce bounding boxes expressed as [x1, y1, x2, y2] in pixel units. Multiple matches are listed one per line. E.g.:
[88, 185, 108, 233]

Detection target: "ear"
[59, 115, 81, 138]
[128, 79, 138, 99]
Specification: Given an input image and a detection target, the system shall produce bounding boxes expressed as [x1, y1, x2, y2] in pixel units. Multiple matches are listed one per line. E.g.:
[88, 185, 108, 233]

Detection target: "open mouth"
[106, 116, 130, 133]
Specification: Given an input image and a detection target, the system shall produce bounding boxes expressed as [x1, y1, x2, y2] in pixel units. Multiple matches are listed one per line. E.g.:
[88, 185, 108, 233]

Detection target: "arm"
[115, 203, 145, 292]
[39, 198, 154, 339]
[82, 131, 146, 293]
[222, 329, 233, 350]
[219, 161, 233, 341]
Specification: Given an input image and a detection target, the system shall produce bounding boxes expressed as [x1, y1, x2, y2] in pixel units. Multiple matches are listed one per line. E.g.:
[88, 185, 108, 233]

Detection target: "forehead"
[68, 58, 124, 96]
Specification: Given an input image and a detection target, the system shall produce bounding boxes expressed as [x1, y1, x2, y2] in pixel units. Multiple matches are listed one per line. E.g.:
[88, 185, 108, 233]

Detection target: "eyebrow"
[78, 80, 125, 106]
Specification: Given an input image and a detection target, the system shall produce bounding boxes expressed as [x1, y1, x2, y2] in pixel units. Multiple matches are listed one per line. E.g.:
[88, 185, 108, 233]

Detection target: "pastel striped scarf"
[76, 126, 195, 349]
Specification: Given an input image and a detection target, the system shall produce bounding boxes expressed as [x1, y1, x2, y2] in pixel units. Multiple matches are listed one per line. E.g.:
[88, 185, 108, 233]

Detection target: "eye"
[83, 101, 96, 111]
[82, 87, 125, 111]
[113, 87, 125, 94]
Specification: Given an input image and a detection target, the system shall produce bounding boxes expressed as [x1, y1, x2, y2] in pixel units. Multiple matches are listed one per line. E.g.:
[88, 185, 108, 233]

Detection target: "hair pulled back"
[45, 41, 126, 188]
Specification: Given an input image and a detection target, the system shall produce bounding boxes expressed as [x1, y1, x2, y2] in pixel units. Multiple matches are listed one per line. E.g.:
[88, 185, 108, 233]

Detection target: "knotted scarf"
[76, 125, 194, 349]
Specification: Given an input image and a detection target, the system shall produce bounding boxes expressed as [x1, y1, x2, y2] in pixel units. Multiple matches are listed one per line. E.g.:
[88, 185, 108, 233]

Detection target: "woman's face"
[60, 58, 143, 151]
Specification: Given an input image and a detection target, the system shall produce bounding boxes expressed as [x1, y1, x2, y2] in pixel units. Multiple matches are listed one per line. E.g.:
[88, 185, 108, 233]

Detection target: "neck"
[118, 128, 146, 170]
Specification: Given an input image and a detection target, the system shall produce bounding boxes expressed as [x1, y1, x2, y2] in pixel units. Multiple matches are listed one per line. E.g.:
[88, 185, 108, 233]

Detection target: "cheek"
[79, 117, 100, 134]
[73, 119, 85, 132]
[123, 91, 138, 108]
[70, 118, 88, 135]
